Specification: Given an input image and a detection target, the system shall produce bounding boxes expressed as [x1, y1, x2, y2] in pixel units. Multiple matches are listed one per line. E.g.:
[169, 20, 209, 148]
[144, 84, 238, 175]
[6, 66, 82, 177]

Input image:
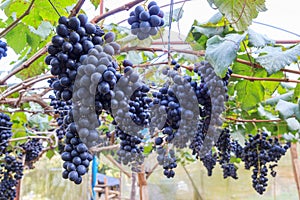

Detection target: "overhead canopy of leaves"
[256, 44, 300, 75]
[205, 33, 246, 77]
[208, 0, 267, 31]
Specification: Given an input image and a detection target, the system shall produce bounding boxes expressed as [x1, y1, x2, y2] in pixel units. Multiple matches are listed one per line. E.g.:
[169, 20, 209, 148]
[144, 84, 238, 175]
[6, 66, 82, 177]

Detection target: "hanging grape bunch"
[0, 40, 8, 59]
[128, 1, 164, 40]
[0, 113, 13, 155]
[46, 14, 105, 101]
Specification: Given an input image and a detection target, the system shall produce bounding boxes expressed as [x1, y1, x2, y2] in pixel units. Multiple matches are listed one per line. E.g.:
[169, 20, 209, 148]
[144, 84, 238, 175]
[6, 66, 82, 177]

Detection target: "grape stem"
[0, 0, 36, 38]
[91, 0, 145, 24]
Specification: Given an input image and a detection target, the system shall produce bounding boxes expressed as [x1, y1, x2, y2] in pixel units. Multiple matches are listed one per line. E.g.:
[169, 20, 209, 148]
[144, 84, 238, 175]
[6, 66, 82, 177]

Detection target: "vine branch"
[0, 74, 54, 100]
[91, 0, 145, 24]
[231, 73, 300, 83]
[0, 0, 35, 38]
[0, 95, 51, 110]
[226, 117, 281, 123]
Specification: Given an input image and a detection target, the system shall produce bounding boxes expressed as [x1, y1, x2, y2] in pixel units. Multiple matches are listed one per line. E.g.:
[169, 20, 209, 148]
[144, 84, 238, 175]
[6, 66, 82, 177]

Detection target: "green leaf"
[256, 44, 300, 75]
[143, 143, 153, 155]
[163, 7, 184, 26]
[210, 0, 267, 31]
[263, 91, 294, 106]
[90, 0, 99, 9]
[46, 149, 55, 159]
[286, 118, 300, 131]
[275, 99, 298, 119]
[293, 83, 300, 103]
[29, 21, 53, 39]
[11, 112, 27, 123]
[5, 22, 28, 54]
[248, 29, 275, 47]
[235, 80, 264, 111]
[16, 54, 48, 80]
[205, 33, 246, 77]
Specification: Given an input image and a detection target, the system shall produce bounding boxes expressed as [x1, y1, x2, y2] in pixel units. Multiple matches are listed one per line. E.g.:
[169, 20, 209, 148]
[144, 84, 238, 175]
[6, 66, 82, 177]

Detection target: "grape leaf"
[248, 29, 275, 47]
[46, 149, 55, 159]
[293, 83, 300, 103]
[209, 0, 267, 31]
[163, 7, 184, 26]
[5, 22, 29, 54]
[205, 33, 246, 77]
[29, 21, 53, 39]
[235, 80, 264, 111]
[263, 91, 294, 106]
[90, 0, 99, 9]
[256, 44, 300, 75]
[286, 118, 300, 131]
[275, 99, 298, 119]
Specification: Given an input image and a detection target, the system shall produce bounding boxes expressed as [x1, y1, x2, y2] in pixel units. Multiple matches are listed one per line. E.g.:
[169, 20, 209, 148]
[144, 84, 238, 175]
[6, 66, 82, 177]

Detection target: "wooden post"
[137, 165, 148, 200]
[290, 143, 300, 200]
[14, 180, 21, 200]
[104, 177, 109, 200]
[131, 172, 137, 200]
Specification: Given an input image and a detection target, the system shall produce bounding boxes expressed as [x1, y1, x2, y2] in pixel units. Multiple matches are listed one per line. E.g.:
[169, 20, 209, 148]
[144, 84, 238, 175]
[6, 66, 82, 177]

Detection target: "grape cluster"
[128, 1, 164, 40]
[115, 127, 144, 171]
[150, 68, 199, 149]
[242, 132, 291, 194]
[49, 94, 72, 140]
[156, 147, 177, 178]
[21, 138, 43, 168]
[215, 129, 242, 179]
[112, 63, 151, 134]
[61, 123, 93, 184]
[46, 14, 107, 101]
[0, 154, 24, 200]
[73, 42, 120, 148]
[0, 113, 13, 155]
[193, 61, 232, 154]
[0, 40, 8, 59]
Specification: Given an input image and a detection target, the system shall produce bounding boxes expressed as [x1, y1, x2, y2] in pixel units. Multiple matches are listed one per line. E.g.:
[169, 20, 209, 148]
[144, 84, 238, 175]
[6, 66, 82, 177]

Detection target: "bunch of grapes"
[0, 113, 13, 155]
[128, 1, 164, 40]
[73, 42, 121, 148]
[242, 132, 291, 194]
[46, 14, 107, 101]
[193, 61, 232, 155]
[156, 147, 177, 178]
[0, 154, 24, 200]
[21, 138, 43, 168]
[49, 94, 72, 140]
[0, 40, 8, 59]
[61, 122, 93, 184]
[115, 127, 144, 171]
[215, 129, 242, 179]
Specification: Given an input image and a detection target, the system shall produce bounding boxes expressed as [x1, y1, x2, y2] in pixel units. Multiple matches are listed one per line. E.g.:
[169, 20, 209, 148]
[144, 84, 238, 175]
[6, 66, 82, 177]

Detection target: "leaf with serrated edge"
[275, 99, 298, 119]
[248, 29, 275, 47]
[210, 0, 267, 31]
[205, 33, 246, 77]
[256, 44, 300, 75]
